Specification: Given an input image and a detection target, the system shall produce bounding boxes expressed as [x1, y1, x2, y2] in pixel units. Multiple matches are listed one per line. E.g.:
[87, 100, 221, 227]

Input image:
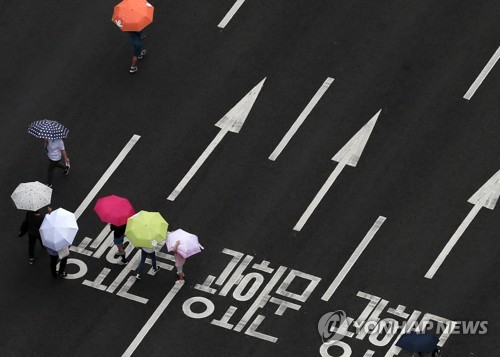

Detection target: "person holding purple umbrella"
[172, 240, 185, 284]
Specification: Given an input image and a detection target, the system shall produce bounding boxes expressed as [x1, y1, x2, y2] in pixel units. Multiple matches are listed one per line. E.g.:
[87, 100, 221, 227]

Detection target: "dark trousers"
[50, 254, 68, 277]
[47, 159, 65, 186]
[135, 250, 157, 274]
[28, 234, 43, 259]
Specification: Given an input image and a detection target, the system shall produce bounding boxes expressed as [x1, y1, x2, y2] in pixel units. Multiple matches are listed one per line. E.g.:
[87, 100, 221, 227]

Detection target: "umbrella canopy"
[125, 210, 168, 248]
[166, 229, 204, 258]
[11, 181, 52, 211]
[396, 332, 439, 353]
[93, 195, 135, 226]
[27, 119, 69, 140]
[39, 208, 79, 251]
[112, 0, 154, 32]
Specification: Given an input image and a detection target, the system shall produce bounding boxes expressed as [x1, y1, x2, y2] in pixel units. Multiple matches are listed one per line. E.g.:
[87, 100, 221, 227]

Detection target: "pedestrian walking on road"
[46, 246, 69, 278]
[22, 207, 51, 264]
[172, 240, 185, 284]
[44, 138, 70, 187]
[110, 223, 128, 265]
[135, 247, 160, 280]
[128, 30, 147, 74]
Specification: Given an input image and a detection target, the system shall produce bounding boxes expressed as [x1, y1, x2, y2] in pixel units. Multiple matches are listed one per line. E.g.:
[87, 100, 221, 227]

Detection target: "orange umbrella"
[112, 0, 154, 32]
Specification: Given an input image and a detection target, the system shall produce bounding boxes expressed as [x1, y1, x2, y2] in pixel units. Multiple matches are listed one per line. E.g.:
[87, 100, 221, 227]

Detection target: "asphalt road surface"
[1, 1, 499, 356]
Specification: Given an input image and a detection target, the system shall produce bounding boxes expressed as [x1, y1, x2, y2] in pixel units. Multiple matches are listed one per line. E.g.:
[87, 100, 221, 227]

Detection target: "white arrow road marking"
[218, 0, 246, 29]
[425, 169, 500, 279]
[74, 134, 140, 220]
[122, 283, 183, 357]
[321, 216, 386, 302]
[269, 77, 334, 161]
[167, 78, 266, 201]
[463, 46, 500, 100]
[293, 110, 381, 231]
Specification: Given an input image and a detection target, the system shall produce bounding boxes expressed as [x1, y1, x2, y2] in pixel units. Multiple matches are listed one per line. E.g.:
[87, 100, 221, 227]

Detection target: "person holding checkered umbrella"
[28, 119, 71, 188]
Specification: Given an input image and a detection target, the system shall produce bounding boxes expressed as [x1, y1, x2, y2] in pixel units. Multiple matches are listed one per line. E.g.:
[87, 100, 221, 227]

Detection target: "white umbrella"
[166, 229, 204, 258]
[40, 208, 78, 251]
[11, 181, 52, 211]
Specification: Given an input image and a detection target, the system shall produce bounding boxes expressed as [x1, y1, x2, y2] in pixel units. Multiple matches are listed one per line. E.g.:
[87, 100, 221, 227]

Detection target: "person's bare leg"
[131, 56, 138, 67]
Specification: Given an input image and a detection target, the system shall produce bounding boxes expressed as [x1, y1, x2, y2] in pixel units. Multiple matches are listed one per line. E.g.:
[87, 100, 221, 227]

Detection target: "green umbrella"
[125, 210, 168, 248]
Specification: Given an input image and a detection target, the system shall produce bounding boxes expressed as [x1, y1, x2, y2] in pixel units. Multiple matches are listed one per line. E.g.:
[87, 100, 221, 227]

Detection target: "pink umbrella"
[166, 229, 204, 258]
[93, 195, 136, 226]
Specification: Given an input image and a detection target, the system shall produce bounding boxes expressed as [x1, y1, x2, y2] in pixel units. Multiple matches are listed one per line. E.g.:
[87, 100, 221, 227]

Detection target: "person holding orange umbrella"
[112, 0, 154, 73]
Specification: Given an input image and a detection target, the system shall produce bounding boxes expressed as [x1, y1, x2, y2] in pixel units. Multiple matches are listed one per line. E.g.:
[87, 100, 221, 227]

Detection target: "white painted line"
[122, 283, 183, 357]
[424, 204, 482, 279]
[74, 134, 140, 219]
[218, 0, 246, 29]
[167, 79, 265, 201]
[293, 161, 346, 232]
[167, 129, 228, 201]
[233, 266, 287, 332]
[90, 224, 111, 249]
[321, 216, 386, 301]
[293, 110, 381, 231]
[425, 169, 500, 279]
[269, 77, 334, 161]
[463, 46, 500, 100]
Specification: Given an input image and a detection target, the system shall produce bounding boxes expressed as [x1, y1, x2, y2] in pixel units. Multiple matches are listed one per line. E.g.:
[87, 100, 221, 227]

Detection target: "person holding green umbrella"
[134, 246, 160, 280]
[125, 211, 168, 280]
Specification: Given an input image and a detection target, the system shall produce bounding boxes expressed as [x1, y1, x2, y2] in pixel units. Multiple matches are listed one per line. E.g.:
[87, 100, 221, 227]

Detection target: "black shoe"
[29, 258, 35, 265]
[153, 266, 160, 273]
[57, 271, 67, 278]
[138, 49, 147, 59]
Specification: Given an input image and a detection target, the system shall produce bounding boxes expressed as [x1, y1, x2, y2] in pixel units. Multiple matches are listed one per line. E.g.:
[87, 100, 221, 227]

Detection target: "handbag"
[58, 246, 70, 259]
[18, 220, 28, 237]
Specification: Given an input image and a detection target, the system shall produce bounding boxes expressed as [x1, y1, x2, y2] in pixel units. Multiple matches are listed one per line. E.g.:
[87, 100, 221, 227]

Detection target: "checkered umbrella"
[27, 119, 69, 139]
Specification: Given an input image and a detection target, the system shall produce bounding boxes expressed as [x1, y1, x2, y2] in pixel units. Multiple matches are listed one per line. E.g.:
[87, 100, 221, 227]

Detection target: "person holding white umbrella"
[46, 246, 69, 278]
[39, 208, 78, 278]
[11, 181, 53, 264]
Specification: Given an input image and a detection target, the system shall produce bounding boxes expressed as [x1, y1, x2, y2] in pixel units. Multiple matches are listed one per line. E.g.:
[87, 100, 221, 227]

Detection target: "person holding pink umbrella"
[110, 224, 128, 265]
[166, 229, 204, 284]
[172, 240, 185, 284]
[93, 195, 135, 265]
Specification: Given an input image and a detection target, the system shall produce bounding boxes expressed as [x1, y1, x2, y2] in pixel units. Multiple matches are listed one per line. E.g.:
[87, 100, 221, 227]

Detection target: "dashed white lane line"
[74, 134, 140, 219]
[122, 283, 184, 357]
[321, 216, 386, 301]
[269, 77, 334, 161]
[218, 0, 246, 29]
[463, 46, 500, 100]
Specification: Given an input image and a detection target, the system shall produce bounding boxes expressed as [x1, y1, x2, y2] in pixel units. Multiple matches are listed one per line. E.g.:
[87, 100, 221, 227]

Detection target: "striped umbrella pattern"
[28, 119, 69, 139]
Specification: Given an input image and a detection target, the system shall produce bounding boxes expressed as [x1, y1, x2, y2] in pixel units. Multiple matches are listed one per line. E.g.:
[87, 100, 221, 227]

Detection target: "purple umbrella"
[166, 229, 204, 258]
